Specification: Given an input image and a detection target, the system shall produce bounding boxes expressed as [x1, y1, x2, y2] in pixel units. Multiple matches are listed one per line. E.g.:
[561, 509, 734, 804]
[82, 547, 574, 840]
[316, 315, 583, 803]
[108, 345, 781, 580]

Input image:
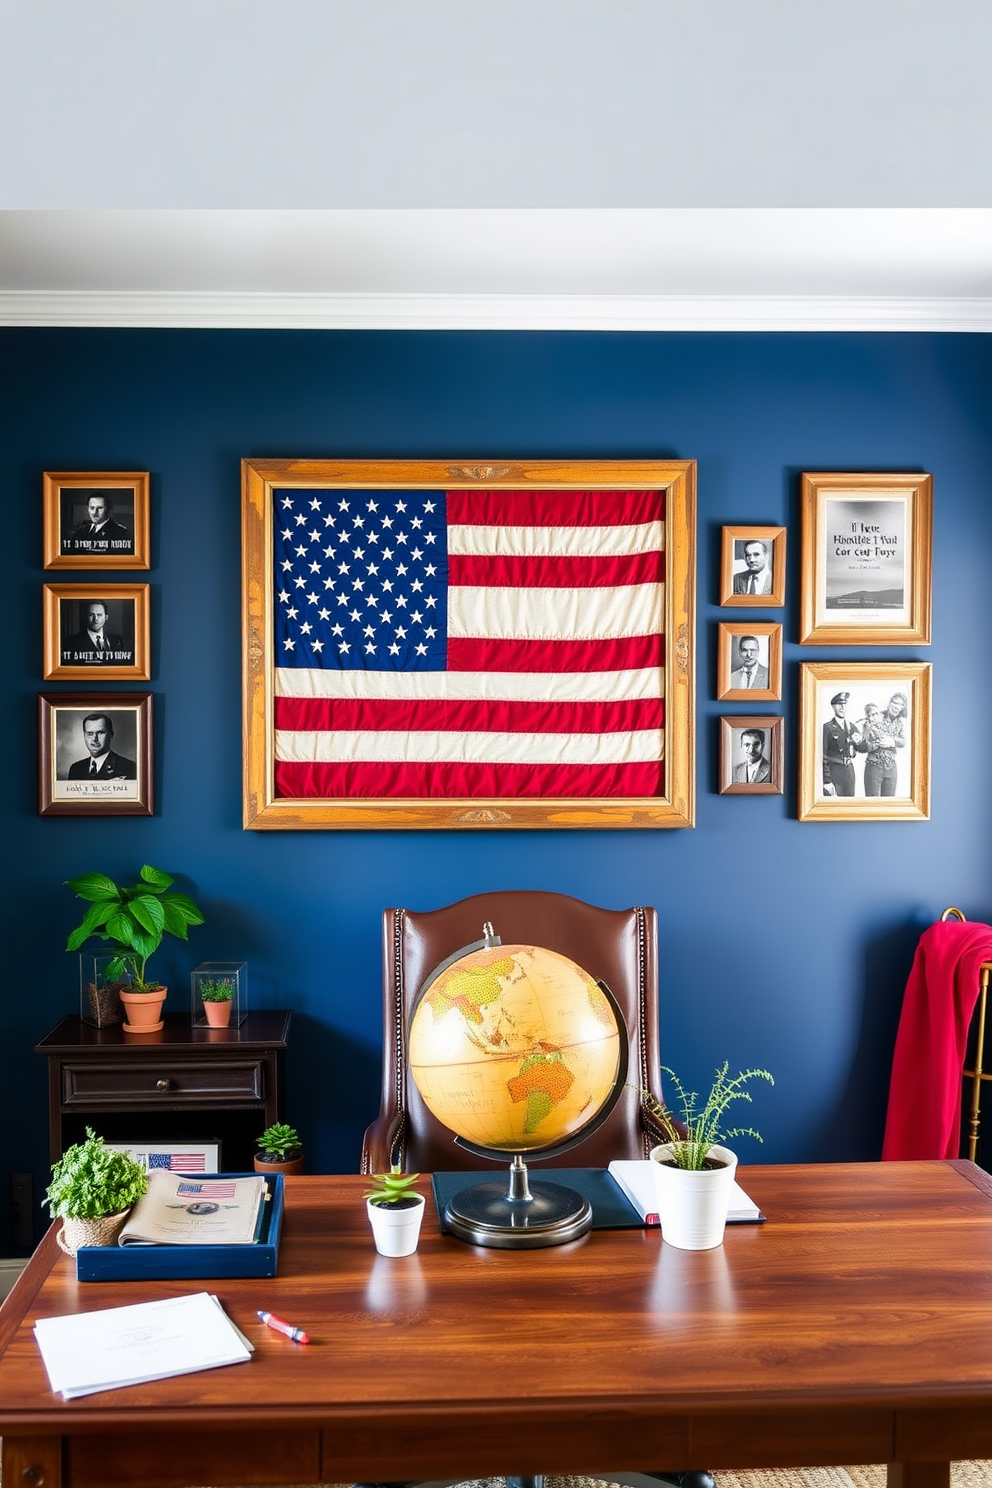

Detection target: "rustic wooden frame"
[242, 457, 696, 830]
[43, 470, 150, 571]
[42, 582, 150, 681]
[716, 621, 782, 702]
[38, 691, 153, 817]
[719, 715, 784, 795]
[719, 525, 786, 607]
[799, 472, 932, 644]
[798, 662, 931, 822]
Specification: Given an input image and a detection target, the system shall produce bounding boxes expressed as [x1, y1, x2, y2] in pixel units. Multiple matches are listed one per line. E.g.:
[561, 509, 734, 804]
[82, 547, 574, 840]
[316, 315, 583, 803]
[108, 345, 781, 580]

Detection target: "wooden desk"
[3, 1162, 992, 1488]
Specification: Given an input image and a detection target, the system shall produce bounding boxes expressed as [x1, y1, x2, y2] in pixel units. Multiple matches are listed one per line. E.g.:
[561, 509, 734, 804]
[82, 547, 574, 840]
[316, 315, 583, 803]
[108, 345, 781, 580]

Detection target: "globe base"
[444, 1166, 592, 1249]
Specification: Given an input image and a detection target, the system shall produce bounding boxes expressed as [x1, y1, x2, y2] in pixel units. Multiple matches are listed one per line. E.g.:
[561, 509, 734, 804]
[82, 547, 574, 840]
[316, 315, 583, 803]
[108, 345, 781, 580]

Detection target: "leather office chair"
[358, 890, 712, 1488]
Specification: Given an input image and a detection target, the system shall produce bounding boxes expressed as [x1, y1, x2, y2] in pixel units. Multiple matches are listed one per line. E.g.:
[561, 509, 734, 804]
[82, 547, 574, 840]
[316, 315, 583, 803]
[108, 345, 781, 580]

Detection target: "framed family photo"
[719, 716, 784, 795]
[38, 692, 153, 816]
[798, 662, 931, 822]
[242, 457, 697, 830]
[43, 470, 150, 571]
[716, 621, 782, 702]
[720, 525, 786, 607]
[42, 583, 150, 681]
[799, 472, 932, 644]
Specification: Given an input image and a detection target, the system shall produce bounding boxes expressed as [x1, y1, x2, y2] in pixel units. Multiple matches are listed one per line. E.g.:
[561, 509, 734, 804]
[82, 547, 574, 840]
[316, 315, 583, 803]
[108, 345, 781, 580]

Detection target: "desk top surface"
[2, 1161, 992, 1435]
[34, 1010, 292, 1053]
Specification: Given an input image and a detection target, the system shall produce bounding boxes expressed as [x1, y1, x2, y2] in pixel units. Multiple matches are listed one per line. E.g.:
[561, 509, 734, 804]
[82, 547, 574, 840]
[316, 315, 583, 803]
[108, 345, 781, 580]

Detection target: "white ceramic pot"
[649, 1142, 738, 1251]
[366, 1194, 426, 1257]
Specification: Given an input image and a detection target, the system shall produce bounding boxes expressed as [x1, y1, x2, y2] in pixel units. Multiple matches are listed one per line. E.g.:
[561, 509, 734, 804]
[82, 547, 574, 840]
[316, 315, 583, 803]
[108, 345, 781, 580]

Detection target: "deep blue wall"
[4, 328, 991, 1250]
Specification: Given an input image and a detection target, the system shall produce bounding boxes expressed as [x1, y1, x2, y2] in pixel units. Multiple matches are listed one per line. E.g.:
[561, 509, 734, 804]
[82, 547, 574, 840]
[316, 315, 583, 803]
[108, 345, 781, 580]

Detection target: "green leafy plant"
[44, 1127, 148, 1220]
[256, 1123, 302, 1162]
[640, 1062, 774, 1171]
[65, 864, 205, 993]
[364, 1164, 422, 1207]
[199, 978, 234, 1003]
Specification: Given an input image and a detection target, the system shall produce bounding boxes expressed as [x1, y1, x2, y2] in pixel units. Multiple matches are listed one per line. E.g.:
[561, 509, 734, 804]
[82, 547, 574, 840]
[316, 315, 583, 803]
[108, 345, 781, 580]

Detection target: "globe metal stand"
[442, 1152, 593, 1248]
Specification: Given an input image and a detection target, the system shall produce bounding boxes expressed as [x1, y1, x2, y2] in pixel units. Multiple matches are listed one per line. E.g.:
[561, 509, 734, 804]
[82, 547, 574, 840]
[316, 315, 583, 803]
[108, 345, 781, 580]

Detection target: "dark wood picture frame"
[799, 472, 932, 645]
[38, 692, 153, 816]
[43, 470, 150, 571]
[242, 457, 696, 830]
[720, 525, 786, 607]
[719, 715, 784, 795]
[43, 583, 151, 681]
[716, 621, 782, 702]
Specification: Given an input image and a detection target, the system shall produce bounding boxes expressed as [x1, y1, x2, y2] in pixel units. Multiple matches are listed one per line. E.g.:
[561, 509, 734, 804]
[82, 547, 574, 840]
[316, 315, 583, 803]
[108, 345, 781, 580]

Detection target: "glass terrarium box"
[79, 950, 127, 1028]
[191, 962, 247, 1028]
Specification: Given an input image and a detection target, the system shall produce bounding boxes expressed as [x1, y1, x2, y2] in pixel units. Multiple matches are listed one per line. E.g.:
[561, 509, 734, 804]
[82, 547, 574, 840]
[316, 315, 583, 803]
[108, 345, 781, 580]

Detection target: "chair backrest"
[361, 889, 669, 1175]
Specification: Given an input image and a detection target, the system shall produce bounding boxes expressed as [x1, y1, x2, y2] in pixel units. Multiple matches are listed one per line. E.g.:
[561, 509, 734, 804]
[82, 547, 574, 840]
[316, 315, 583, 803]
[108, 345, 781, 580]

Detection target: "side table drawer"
[60, 1059, 266, 1107]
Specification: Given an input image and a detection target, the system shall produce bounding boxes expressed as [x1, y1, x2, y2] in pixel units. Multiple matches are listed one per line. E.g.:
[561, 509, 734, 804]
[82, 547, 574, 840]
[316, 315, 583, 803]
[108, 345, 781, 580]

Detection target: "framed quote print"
[798, 662, 931, 822]
[799, 472, 932, 644]
[38, 692, 153, 817]
[43, 470, 150, 570]
[43, 583, 150, 681]
[242, 457, 697, 830]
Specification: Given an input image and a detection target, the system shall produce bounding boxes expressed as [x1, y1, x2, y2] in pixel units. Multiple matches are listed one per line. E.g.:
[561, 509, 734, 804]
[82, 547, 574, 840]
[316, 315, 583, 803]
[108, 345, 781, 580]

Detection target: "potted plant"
[65, 865, 205, 1033]
[199, 977, 234, 1028]
[642, 1061, 773, 1251]
[364, 1166, 426, 1256]
[254, 1122, 304, 1176]
[44, 1127, 148, 1256]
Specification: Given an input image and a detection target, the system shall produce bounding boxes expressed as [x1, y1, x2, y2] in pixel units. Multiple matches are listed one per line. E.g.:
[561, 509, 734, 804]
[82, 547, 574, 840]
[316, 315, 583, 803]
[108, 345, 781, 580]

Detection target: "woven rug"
[213, 1471, 992, 1488]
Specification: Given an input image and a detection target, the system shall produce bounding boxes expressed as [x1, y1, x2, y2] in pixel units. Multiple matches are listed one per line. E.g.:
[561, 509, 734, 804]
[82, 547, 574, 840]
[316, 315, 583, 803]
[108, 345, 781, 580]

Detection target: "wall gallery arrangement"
[37, 472, 153, 817]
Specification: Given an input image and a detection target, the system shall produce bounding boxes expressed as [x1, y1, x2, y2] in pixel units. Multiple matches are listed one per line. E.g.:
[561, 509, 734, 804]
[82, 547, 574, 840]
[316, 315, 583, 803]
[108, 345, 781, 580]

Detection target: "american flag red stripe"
[275, 759, 665, 799]
[272, 486, 666, 801]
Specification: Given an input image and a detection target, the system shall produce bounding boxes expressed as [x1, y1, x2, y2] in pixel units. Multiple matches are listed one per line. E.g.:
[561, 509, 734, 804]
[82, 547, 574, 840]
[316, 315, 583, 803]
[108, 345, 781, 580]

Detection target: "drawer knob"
[155, 1078, 173, 1091]
[22, 1468, 46, 1486]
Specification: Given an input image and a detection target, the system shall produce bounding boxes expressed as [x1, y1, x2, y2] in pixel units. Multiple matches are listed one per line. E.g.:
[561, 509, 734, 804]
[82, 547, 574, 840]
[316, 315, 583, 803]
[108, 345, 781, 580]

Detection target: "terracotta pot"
[254, 1151, 305, 1176]
[120, 985, 167, 1033]
[203, 999, 232, 1027]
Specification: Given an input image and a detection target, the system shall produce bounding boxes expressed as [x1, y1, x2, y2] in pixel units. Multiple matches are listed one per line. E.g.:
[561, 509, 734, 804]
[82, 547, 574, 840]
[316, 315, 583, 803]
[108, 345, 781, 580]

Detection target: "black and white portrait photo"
[717, 622, 782, 701]
[720, 525, 786, 607]
[719, 716, 783, 795]
[798, 663, 931, 822]
[39, 693, 153, 816]
[43, 471, 150, 570]
[43, 583, 149, 681]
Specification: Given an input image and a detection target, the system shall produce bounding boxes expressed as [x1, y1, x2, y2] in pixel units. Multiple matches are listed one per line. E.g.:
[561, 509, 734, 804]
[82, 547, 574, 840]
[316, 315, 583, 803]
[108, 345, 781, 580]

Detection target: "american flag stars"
[274, 489, 448, 671]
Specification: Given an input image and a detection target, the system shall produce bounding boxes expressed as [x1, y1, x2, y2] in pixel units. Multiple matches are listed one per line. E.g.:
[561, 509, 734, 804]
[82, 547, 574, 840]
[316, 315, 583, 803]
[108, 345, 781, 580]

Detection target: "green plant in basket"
[639, 1061, 774, 1170]
[199, 978, 234, 1003]
[364, 1165, 422, 1208]
[44, 1128, 148, 1220]
[257, 1123, 302, 1162]
[65, 864, 205, 992]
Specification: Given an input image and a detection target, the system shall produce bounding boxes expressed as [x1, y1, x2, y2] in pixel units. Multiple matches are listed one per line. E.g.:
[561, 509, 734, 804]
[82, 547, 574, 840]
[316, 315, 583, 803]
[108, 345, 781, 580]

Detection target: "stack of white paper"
[607, 1159, 763, 1225]
[34, 1291, 253, 1399]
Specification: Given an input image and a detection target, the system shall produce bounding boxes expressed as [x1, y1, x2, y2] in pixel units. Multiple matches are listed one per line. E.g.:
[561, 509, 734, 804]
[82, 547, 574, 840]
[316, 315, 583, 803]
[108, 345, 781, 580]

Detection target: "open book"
[118, 1171, 267, 1246]
[608, 1159, 764, 1225]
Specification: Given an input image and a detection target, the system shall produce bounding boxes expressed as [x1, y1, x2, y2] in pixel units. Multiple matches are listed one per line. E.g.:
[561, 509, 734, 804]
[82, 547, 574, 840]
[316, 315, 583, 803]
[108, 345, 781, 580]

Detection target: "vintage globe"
[408, 940, 623, 1155]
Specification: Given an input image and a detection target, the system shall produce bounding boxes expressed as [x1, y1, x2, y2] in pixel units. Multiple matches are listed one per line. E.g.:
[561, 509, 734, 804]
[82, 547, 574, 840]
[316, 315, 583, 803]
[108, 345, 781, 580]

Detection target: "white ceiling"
[3, 209, 992, 330]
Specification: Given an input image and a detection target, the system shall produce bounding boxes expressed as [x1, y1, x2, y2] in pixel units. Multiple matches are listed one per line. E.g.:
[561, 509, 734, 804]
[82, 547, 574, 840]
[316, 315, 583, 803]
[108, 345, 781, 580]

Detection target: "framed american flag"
[242, 458, 696, 830]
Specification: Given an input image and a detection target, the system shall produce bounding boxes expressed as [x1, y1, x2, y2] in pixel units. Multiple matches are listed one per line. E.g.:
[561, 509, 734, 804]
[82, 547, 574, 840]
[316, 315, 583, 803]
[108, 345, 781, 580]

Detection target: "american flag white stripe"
[449, 519, 665, 558]
[449, 582, 664, 642]
[275, 665, 664, 703]
[276, 727, 665, 767]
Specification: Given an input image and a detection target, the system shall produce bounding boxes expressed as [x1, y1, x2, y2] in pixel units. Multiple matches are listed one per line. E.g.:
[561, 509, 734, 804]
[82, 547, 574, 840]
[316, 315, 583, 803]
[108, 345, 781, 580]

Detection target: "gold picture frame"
[720, 525, 786, 607]
[43, 583, 151, 681]
[38, 692, 154, 817]
[719, 715, 783, 795]
[43, 470, 150, 571]
[716, 621, 782, 702]
[799, 472, 932, 644]
[798, 662, 931, 822]
[242, 457, 696, 830]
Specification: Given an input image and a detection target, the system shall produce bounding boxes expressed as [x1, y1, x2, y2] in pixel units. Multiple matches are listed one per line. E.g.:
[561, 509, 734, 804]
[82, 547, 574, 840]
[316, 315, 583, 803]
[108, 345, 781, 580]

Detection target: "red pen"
[257, 1309, 310, 1344]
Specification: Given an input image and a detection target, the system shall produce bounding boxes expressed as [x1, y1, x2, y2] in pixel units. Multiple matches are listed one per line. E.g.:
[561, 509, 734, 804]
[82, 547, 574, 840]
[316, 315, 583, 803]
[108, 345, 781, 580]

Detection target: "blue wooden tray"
[73, 1173, 283, 1282]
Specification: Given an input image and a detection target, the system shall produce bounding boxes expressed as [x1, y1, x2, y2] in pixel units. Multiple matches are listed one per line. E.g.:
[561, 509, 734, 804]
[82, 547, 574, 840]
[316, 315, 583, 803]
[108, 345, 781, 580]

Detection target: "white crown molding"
[2, 291, 992, 332]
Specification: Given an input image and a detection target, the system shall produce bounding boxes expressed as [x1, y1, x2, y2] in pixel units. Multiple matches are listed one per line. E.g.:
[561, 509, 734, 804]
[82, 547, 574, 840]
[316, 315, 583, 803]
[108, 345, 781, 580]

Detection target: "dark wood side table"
[35, 1011, 291, 1170]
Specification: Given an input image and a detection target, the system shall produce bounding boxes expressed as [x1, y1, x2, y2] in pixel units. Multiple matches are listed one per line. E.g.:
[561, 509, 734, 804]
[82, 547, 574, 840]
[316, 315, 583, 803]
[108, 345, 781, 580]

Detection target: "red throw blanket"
[882, 918, 992, 1160]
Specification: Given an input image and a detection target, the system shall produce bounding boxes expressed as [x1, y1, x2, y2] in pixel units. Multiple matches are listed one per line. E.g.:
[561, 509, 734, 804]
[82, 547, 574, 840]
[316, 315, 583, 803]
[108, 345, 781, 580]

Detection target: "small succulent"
[364, 1165, 422, 1207]
[199, 978, 234, 1002]
[44, 1127, 148, 1220]
[256, 1122, 302, 1162]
